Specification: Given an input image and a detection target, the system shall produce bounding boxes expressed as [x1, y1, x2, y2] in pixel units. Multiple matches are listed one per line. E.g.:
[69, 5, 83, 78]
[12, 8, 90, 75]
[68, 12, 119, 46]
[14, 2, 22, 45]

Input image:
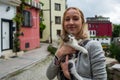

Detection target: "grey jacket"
[46, 40, 107, 80]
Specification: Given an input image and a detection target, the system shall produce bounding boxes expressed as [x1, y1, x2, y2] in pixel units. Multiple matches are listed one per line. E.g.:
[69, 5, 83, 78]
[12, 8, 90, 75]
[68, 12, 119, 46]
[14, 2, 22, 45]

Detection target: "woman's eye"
[65, 18, 70, 21]
[65, 17, 79, 21]
[73, 17, 79, 21]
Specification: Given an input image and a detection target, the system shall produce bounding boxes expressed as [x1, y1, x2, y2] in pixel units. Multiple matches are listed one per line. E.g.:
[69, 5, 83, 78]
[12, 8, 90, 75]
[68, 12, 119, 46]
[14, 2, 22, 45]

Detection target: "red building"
[19, 0, 41, 50]
[86, 15, 113, 45]
[86, 15, 112, 37]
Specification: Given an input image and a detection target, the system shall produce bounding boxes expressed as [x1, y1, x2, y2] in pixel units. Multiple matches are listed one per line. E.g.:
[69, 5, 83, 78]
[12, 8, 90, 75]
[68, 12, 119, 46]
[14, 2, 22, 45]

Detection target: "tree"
[108, 43, 120, 63]
[39, 2, 46, 38]
[112, 24, 120, 37]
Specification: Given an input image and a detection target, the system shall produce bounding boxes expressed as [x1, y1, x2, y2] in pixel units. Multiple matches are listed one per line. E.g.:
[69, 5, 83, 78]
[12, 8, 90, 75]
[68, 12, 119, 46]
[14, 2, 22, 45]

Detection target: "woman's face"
[63, 9, 83, 37]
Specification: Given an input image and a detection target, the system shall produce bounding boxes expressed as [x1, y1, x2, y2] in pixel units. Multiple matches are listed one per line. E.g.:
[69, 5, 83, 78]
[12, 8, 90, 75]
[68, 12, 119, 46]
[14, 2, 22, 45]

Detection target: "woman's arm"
[89, 41, 107, 80]
[46, 57, 60, 79]
[46, 45, 76, 80]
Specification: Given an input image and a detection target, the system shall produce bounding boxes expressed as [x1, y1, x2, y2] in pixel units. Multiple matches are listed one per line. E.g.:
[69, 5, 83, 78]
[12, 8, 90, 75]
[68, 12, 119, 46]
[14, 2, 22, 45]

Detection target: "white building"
[0, 0, 21, 56]
[40, 0, 67, 43]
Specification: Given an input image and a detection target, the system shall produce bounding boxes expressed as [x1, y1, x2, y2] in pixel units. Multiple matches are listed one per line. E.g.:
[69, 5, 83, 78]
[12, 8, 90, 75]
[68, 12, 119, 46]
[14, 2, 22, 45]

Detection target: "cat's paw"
[83, 50, 88, 54]
[68, 60, 76, 72]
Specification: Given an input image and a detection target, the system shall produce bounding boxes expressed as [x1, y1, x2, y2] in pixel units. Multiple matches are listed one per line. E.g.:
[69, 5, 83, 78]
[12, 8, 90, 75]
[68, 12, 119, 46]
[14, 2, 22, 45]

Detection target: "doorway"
[1, 19, 13, 50]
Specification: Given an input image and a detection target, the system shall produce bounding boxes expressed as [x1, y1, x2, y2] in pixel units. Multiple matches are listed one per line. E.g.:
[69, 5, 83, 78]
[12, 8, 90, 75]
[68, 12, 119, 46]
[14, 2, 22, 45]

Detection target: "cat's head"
[61, 34, 75, 42]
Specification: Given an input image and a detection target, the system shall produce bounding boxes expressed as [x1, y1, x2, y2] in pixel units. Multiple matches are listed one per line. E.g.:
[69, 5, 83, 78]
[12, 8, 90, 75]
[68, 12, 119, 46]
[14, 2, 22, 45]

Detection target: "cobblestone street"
[3, 55, 57, 80]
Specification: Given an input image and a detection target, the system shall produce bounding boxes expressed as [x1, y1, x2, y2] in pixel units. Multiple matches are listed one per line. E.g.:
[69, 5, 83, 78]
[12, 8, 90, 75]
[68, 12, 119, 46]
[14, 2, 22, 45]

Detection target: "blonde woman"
[46, 7, 107, 80]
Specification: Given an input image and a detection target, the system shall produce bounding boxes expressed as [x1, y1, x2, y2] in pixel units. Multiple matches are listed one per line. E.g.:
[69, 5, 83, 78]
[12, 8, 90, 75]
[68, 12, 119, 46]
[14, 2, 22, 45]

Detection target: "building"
[19, 0, 41, 50]
[86, 15, 112, 45]
[0, 0, 21, 56]
[40, 0, 67, 43]
[0, 0, 41, 57]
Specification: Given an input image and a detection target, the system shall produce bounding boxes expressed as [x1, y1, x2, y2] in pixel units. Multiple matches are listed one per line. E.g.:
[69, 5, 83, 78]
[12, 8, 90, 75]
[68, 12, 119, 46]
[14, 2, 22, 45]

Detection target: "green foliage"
[13, 33, 20, 52]
[12, 1, 25, 52]
[108, 43, 120, 62]
[90, 36, 110, 38]
[47, 45, 57, 55]
[112, 24, 120, 37]
[40, 2, 44, 6]
[40, 22, 46, 31]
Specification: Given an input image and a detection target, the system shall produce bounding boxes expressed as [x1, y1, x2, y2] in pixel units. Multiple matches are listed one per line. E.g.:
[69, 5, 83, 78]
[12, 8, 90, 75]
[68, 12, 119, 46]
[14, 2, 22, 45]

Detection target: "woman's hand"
[60, 55, 71, 80]
[55, 45, 76, 59]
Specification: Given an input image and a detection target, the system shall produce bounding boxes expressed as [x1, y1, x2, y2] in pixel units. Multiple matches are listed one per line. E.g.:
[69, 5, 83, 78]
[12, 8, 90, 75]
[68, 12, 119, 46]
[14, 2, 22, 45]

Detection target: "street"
[3, 55, 57, 80]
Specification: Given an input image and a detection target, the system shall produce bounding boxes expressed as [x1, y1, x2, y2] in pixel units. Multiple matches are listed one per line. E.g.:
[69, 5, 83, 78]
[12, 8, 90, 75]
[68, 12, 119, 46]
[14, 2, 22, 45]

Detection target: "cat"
[61, 34, 88, 54]
[60, 34, 88, 80]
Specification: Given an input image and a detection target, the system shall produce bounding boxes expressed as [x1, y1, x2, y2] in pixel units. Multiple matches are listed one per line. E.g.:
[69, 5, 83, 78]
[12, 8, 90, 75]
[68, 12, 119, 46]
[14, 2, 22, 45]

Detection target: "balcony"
[24, 0, 41, 10]
[0, 0, 21, 6]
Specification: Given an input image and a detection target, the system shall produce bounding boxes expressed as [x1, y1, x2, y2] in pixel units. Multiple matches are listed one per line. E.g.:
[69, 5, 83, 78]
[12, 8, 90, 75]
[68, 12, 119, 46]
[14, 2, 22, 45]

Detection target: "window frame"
[55, 3, 61, 11]
[57, 29, 61, 36]
[55, 16, 61, 24]
[22, 10, 33, 27]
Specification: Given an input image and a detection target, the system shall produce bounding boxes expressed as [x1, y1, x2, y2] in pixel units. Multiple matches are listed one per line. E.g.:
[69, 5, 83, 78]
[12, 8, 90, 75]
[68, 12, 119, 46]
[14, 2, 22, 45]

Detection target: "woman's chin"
[69, 32, 75, 35]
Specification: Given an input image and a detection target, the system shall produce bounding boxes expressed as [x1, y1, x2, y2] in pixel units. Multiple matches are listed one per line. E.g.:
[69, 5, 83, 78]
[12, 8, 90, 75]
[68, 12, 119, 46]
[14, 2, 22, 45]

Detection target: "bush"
[108, 43, 120, 63]
[47, 45, 57, 55]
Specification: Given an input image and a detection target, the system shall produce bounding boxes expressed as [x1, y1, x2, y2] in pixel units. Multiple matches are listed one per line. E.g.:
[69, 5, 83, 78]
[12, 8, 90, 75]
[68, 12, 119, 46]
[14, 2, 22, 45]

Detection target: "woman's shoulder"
[86, 40, 102, 49]
[88, 40, 101, 45]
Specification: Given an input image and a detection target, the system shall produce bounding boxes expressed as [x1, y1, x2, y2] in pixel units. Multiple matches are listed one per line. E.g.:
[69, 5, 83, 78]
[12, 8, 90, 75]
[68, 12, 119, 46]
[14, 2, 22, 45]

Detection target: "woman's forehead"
[65, 9, 80, 16]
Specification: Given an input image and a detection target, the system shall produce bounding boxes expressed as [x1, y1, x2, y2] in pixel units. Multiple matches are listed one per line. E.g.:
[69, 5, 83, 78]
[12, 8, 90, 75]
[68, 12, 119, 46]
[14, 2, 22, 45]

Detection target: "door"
[1, 19, 12, 50]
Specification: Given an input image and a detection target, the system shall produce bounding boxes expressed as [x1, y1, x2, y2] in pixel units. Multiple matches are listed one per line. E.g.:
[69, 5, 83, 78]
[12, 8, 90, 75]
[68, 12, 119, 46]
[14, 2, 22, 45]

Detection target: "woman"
[46, 7, 107, 80]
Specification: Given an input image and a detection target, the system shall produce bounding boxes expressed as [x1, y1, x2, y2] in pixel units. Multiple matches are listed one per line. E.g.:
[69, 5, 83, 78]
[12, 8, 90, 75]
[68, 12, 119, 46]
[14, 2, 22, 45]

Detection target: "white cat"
[61, 34, 88, 80]
[61, 34, 88, 54]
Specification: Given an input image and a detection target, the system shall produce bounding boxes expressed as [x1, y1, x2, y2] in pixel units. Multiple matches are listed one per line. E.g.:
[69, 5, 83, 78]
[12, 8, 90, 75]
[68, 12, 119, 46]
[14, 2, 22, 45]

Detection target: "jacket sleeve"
[88, 41, 107, 80]
[46, 57, 60, 80]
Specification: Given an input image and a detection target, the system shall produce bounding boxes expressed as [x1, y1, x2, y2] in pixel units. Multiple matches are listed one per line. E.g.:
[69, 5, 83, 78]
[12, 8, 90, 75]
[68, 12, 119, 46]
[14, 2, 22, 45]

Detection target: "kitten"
[61, 34, 88, 80]
[61, 34, 88, 54]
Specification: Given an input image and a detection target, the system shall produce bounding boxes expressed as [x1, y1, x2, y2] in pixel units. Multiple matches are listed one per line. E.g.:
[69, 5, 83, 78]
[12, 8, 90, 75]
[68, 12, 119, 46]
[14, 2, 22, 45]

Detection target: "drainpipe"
[49, 0, 52, 43]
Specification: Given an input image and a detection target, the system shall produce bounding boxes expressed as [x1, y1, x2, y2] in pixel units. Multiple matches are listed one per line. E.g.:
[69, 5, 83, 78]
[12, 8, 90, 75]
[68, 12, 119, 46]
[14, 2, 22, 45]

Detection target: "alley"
[1, 55, 57, 80]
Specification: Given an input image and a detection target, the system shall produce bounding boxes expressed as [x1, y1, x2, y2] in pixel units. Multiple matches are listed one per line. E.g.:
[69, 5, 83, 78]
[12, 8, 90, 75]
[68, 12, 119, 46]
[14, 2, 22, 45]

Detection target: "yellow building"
[40, 0, 67, 43]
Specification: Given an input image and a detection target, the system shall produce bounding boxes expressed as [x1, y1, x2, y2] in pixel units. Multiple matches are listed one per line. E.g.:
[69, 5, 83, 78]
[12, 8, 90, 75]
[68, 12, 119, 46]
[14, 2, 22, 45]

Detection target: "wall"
[51, 0, 66, 41]
[19, 8, 40, 50]
[89, 22, 112, 37]
[0, 3, 16, 55]
[40, 0, 50, 42]
[40, 0, 66, 43]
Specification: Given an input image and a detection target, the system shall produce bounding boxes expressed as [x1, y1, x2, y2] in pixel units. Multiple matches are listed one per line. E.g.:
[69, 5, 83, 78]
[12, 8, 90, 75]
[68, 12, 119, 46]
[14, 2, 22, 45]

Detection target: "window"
[89, 24, 91, 28]
[57, 30, 61, 36]
[55, 3, 61, 11]
[90, 31, 92, 35]
[22, 10, 32, 27]
[55, 16, 61, 24]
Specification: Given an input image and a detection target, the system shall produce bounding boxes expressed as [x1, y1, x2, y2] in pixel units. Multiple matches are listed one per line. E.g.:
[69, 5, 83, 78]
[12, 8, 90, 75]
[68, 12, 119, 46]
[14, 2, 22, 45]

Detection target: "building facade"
[40, 0, 67, 43]
[0, 0, 21, 56]
[0, 0, 41, 57]
[86, 15, 112, 45]
[19, 0, 41, 50]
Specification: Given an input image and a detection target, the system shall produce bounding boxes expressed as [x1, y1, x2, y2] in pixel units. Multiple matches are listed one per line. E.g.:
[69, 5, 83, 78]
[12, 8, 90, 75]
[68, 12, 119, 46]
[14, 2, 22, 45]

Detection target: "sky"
[67, 0, 120, 24]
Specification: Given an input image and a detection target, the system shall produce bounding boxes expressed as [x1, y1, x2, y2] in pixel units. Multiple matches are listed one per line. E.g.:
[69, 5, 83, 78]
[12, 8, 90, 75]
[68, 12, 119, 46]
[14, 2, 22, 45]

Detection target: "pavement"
[0, 42, 118, 80]
[0, 43, 50, 80]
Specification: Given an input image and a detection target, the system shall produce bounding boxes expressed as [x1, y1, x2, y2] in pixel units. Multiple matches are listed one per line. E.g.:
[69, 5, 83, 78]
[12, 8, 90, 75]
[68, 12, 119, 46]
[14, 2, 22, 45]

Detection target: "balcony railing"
[24, 0, 41, 9]
[0, 0, 21, 6]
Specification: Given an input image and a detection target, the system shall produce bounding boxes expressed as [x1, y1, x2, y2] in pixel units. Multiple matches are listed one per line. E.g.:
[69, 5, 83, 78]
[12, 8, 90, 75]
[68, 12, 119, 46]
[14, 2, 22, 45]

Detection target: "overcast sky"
[67, 0, 120, 24]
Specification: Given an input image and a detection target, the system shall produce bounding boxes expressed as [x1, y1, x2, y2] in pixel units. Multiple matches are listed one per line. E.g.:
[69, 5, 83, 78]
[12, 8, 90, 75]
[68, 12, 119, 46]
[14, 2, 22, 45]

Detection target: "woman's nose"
[69, 19, 74, 24]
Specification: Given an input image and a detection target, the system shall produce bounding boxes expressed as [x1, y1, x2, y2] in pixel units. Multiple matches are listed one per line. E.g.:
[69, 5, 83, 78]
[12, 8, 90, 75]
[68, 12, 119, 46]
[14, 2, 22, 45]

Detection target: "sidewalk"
[0, 43, 50, 79]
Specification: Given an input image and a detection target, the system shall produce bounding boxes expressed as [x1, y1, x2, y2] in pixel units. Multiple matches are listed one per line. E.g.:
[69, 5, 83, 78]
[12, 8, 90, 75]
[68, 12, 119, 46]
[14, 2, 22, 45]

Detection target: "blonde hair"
[61, 7, 89, 40]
